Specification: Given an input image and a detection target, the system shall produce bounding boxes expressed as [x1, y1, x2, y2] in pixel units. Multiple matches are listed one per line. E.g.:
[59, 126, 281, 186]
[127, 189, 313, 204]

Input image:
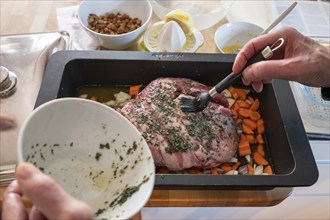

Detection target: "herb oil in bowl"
[18, 98, 155, 219]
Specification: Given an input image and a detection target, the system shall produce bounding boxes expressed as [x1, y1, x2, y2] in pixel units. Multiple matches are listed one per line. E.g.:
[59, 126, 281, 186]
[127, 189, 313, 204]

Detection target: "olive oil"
[76, 86, 130, 102]
[221, 44, 243, 54]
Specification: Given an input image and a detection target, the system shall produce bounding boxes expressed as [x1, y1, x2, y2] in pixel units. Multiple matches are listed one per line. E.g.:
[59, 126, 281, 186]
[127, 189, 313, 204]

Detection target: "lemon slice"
[164, 9, 194, 36]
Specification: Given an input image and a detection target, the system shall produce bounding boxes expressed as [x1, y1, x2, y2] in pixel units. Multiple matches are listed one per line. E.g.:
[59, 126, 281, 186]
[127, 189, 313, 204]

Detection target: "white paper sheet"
[56, 6, 100, 50]
[268, 0, 330, 39]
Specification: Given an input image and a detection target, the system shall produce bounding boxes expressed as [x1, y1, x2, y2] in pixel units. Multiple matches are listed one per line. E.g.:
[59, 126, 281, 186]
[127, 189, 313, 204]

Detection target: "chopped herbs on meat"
[185, 113, 221, 142]
[120, 78, 238, 171]
[165, 127, 192, 154]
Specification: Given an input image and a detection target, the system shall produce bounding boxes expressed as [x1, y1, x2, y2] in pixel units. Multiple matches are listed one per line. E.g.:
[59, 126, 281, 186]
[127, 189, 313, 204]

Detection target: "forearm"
[314, 43, 330, 87]
[290, 37, 330, 87]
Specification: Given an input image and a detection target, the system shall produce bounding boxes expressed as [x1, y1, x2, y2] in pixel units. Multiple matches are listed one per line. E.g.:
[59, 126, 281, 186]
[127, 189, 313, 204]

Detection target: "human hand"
[0, 113, 16, 131]
[2, 163, 93, 219]
[232, 27, 330, 92]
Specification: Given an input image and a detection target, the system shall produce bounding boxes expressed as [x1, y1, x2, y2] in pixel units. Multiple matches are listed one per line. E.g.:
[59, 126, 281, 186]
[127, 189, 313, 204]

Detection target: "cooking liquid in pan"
[77, 86, 131, 102]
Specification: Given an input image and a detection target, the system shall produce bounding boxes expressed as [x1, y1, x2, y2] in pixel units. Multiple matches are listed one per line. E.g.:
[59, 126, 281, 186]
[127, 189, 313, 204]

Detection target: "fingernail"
[0, 114, 16, 131]
[242, 68, 252, 81]
[257, 83, 263, 93]
[16, 163, 38, 180]
[242, 77, 251, 86]
[252, 82, 263, 93]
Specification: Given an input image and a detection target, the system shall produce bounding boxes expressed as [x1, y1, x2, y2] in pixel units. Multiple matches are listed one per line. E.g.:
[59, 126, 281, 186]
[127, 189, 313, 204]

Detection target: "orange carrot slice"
[239, 108, 251, 118]
[243, 119, 257, 130]
[256, 134, 265, 144]
[211, 167, 218, 175]
[187, 167, 203, 174]
[247, 164, 254, 175]
[246, 134, 256, 144]
[232, 161, 241, 170]
[257, 144, 265, 157]
[232, 91, 239, 100]
[228, 86, 235, 94]
[238, 140, 251, 156]
[240, 134, 247, 142]
[236, 88, 247, 100]
[220, 163, 232, 172]
[129, 84, 142, 96]
[264, 165, 273, 174]
[232, 102, 240, 112]
[247, 96, 255, 105]
[237, 100, 250, 109]
[250, 111, 261, 121]
[257, 118, 265, 134]
[250, 98, 260, 111]
[158, 167, 170, 174]
[253, 151, 269, 165]
[242, 124, 254, 135]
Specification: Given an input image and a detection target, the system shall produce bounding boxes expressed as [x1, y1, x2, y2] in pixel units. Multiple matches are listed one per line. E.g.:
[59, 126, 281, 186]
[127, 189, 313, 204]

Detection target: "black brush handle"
[212, 52, 266, 96]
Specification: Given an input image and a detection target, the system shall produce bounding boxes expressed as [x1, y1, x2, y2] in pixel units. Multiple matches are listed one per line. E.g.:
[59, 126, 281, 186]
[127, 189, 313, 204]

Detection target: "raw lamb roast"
[120, 78, 238, 171]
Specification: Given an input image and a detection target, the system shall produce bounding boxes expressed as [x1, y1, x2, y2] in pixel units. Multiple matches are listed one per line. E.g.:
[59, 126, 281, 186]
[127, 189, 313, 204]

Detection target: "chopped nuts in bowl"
[87, 12, 142, 35]
[78, 0, 152, 50]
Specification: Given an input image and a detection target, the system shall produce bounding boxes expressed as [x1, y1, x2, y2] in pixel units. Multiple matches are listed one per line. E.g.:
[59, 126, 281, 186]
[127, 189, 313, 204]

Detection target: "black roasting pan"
[35, 50, 318, 189]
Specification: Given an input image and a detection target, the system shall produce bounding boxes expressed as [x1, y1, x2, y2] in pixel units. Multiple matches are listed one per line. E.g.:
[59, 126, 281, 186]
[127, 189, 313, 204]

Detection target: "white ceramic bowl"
[17, 98, 155, 220]
[78, 0, 152, 50]
[215, 21, 264, 53]
[150, 0, 236, 31]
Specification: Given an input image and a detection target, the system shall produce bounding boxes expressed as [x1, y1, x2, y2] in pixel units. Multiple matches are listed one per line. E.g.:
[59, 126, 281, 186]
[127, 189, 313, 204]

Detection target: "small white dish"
[143, 21, 204, 52]
[77, 0, 152, 50]
[214, 21, 263, 53]
[17, 98, 155, 220]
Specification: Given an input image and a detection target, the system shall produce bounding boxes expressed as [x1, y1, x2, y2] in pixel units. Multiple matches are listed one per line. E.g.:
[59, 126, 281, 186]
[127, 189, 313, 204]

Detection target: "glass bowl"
[149, 0, 237, 30]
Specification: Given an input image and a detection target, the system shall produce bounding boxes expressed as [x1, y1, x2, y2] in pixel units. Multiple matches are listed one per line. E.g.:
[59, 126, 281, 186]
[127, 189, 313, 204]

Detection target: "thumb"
[16, 163, 93, 219]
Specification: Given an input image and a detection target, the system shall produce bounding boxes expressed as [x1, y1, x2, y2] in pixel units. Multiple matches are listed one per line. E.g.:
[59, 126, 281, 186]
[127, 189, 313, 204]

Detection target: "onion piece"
[227, 98, 235, 108]
[254, 165, 264, 175]
[245, 155, 252, 164]
[238, 165, 248, 175]
[79, 94, 88, 99]
[229, 157, 238, 163]
[225, 170, 238, 175]
[223, 89, 232, 98]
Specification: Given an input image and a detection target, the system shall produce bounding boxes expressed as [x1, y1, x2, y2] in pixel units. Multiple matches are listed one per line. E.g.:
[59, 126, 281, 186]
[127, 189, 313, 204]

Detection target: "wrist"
[314, 43, 330, 87]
